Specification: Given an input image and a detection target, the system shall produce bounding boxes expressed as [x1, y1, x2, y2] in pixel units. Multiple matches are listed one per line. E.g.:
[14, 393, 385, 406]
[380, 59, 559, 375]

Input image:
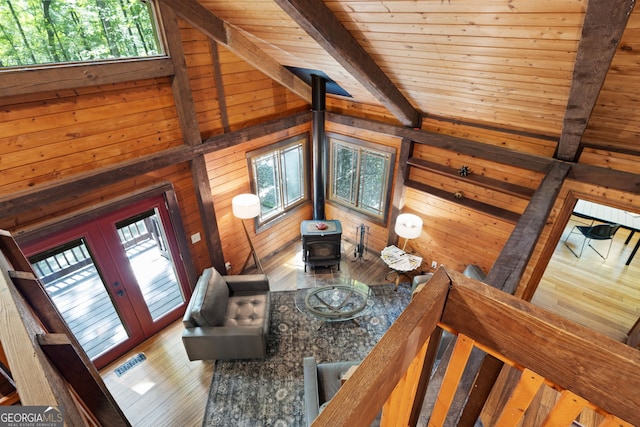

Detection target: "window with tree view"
[329, 133, 395, 222]
[0, 0, 162, 68]
[248, 134, 308, 226]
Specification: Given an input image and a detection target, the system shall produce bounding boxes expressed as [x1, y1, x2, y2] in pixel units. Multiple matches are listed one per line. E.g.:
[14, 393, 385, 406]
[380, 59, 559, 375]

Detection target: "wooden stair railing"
[0, 229, 129, 426]
[313, 268, 640, 427]
[627, 317, 640, 349]
[0, 342, 19, 406]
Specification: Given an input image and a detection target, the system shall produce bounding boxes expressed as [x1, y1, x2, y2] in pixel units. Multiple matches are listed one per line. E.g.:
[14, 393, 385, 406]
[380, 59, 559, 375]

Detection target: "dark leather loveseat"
[182, 267, 271, 361]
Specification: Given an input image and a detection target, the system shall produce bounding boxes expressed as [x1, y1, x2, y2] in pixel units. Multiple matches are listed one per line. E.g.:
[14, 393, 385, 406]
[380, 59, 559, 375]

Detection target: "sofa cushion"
[463, 264, 486, 282]
[225, 293, 269, 327]
[192, 268, 229, 327]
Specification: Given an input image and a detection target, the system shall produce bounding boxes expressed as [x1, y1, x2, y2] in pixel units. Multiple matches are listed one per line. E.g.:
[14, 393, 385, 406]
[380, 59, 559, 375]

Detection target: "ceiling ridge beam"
[274, 0, 420, 128]
[557, 0, 635, 162]
[158, 0, 311, 102]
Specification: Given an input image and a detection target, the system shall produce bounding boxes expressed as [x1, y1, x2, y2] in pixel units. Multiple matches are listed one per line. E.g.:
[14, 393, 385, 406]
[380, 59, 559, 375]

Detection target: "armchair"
[303, 357, 379, 427]
[182, 267, 271, 361]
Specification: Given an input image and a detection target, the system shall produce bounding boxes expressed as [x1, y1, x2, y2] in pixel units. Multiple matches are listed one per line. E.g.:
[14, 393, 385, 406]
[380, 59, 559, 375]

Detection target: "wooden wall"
[0, 18, 311, 280]
[324, 120, 404, 254]
[204, 123, 311, 275]
[0, 78, 181, 195]
[179, 20, 225, 139]
[0, 78, 208, 275]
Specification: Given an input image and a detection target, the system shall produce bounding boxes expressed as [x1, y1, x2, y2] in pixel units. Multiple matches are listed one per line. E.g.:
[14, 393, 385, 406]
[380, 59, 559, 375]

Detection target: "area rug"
[203, 283, 412, 427]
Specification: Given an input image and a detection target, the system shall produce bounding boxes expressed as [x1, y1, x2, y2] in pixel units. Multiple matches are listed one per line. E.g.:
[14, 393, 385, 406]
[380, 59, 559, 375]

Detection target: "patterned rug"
[203, 283, 412, 427]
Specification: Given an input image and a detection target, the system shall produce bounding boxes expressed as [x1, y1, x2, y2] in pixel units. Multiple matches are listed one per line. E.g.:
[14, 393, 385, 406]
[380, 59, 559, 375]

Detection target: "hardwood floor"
[531, 216, 640, 343]
[100, 228, 639, 426]
[100, 238, 393, 426]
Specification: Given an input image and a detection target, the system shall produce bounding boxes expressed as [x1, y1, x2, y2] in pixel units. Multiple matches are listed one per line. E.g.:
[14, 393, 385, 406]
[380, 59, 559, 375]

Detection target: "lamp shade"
[232, 193, 261, 219]
[394, 213, 423, 239]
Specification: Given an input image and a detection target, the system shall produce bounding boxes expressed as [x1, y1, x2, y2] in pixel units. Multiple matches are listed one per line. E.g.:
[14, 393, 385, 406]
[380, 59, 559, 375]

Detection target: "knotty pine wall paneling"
[579, 148, 640, 175]
[422, 116, 558, 158]
[0, 76, 211, 279]
[326, 98, 404, 126]
[217, 46, 308, 131]
[403, 187, 514, 276]
[204, 124, 311, 275]
[0, 79, 182, 196]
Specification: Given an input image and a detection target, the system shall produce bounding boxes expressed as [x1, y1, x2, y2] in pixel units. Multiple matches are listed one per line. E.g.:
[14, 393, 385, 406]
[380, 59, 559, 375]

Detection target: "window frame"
[247, 133, 310, 229]
[327, 132, 396, 224]
[0, 0, 165, 70]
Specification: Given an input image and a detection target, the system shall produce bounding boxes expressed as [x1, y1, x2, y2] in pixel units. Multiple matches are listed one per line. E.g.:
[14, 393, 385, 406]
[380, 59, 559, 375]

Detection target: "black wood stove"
[300, 220, 342, 272]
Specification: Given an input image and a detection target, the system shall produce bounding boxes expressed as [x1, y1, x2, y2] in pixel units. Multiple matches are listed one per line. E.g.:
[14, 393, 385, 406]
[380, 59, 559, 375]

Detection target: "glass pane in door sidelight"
[30, 238, 129, 360]
[116, 208, 184, 322]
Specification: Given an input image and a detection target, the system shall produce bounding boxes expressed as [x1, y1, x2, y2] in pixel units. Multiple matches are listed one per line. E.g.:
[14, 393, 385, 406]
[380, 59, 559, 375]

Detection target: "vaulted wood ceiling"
[162, 0, 639, 163]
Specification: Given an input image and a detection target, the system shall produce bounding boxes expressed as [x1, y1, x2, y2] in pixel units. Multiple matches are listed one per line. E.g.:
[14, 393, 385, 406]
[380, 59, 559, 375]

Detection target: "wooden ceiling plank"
[557, 0, 635, 161]
[274, 0, 420, 127]
[158, 0, 311, 101]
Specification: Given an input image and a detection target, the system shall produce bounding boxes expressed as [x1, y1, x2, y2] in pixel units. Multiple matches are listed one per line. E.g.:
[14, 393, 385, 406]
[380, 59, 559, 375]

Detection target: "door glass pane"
[116, 208, 184, 321]
[29, 238, 129, 360]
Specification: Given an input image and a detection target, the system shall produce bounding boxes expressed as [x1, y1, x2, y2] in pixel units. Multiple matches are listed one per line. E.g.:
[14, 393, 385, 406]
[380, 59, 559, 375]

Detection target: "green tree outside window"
[0, 0, 162, 68]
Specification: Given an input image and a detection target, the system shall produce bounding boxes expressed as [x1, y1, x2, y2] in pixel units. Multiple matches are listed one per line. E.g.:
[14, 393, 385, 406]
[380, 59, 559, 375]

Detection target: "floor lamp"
[395, 213, 423, 251]
[232, 193, 264, 273]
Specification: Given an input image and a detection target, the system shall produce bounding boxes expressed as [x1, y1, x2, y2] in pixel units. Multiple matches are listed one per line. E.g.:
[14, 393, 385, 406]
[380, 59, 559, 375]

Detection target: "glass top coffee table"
[295, 279, 375, 322]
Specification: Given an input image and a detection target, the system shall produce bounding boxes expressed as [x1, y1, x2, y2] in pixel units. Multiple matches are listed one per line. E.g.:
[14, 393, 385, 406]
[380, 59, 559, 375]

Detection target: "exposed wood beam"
[486, 162, 571, 294]
[449, 162, 571, 426]
[159, 2, 202, 146]
[328, 113, 554, 173]
[158, 0, 311, 102]
[0, 59, 174, 98]
[210, 41, 230, 133]
[274, 0, 420, 128]
[387, 137, 413, 244]
[570, 163, 640, 194]
[557, 0, 635, 162]
[190, 156, 226, 275]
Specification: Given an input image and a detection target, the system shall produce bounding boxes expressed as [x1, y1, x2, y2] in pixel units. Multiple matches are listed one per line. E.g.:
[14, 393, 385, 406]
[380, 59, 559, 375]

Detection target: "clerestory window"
[247, 133, 309, 227]
[328, 133, 395, 222]
[0, 0, 163, 68]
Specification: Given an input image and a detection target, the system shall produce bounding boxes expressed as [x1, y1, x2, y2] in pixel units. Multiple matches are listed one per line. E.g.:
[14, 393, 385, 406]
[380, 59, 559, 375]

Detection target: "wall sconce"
[232, 193, 264, 273]
[394, 213, 423, 251]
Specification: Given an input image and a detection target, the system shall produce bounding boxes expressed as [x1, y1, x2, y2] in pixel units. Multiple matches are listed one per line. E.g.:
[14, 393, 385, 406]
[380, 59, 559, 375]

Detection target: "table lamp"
[394, 213, 423, 251]
[232, 193, 264, 273]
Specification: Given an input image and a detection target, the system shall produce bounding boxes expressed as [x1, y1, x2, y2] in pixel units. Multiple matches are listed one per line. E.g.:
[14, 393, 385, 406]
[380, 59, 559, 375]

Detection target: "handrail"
[313, 268, 640, 426]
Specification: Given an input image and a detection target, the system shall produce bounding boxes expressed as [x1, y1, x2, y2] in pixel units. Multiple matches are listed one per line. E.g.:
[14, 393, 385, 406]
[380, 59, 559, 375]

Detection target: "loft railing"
[313, 268, 640, 427]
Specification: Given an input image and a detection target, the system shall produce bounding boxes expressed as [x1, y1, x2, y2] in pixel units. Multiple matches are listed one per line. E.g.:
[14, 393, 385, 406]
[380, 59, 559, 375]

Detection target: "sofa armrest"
[226, 274, 270, 293]
[303, 357, 320, 427]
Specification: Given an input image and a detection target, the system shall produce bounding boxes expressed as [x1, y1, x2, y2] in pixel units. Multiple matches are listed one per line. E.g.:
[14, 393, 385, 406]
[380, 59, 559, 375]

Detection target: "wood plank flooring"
[100, 239, 394, 426]
[100, 230, 639, 426]
[531, 216, 640, 343]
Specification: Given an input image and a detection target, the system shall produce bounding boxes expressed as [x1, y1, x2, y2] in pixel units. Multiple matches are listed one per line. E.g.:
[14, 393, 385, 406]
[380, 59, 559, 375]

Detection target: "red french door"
[23, 195, 190, 369]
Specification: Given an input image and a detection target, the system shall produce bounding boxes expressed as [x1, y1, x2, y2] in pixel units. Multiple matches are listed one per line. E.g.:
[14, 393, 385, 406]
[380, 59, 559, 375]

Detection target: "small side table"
[380, 245, 422, 290]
